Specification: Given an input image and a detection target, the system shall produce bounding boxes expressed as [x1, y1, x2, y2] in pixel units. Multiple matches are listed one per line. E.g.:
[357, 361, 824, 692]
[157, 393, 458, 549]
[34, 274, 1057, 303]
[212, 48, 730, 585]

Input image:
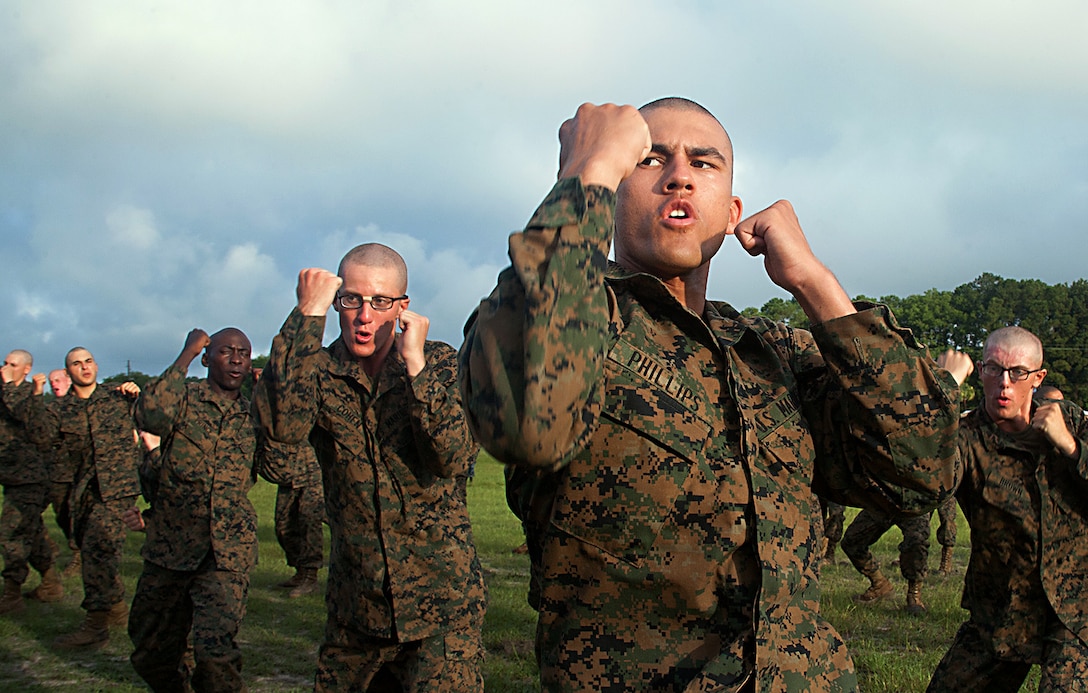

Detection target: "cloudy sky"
[3, 1, 1086, 380]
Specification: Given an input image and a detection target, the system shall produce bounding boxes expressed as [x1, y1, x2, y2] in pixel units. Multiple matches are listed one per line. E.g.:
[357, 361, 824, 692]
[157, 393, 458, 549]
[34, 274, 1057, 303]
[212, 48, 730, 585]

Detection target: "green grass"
[0, 457, 1043, 691]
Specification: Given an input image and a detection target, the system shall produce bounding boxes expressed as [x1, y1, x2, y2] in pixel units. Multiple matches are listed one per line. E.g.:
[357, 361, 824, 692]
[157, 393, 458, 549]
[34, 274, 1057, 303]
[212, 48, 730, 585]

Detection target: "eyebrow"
[650, 143, 730, 166]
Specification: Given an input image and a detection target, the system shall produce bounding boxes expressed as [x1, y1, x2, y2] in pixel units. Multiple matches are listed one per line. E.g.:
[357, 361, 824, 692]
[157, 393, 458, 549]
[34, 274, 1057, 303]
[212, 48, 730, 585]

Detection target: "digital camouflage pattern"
[18, 382, 140, 611]
[129, 363, 259, 693]
[0, 483, 55, 584]
[0, 381, 56, 584]
[252, 309, 486, 686]
[459, 178, 962, 692]
[0, 381, 51, 486]
[259, 436, 325, 570]
[134, 364, 258, 572]
[935, 495, 957, 549]
[820, 498, 845, 546]
[129, 557, 250, 693]
[274, 484, 324, 571]
[928, 398, 1088, 689]
[842, 508, 931, 581]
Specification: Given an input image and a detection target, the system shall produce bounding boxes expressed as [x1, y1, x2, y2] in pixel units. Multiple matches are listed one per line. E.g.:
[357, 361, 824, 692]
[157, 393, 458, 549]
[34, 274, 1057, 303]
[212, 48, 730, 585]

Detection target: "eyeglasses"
[976, 361, 1043, 382]
[334, 293, 407, 311]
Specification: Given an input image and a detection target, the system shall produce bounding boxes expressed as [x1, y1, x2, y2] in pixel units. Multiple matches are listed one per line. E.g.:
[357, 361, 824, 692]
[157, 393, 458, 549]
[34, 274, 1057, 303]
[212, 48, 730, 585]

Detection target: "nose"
[662, 159, 693, 194]
[353, 303, 375, 324]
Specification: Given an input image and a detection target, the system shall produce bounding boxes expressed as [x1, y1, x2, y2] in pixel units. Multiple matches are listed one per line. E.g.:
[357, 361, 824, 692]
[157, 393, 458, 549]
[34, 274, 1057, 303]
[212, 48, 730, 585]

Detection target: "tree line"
[743, 273, 1088, 409]
[94, 273, 1086, 410]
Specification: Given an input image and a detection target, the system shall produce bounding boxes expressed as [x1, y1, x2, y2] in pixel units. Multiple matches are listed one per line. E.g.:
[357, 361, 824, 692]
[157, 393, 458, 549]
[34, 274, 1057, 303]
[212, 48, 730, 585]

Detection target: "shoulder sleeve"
[135, 365, 189, 436]
[252, 307, 325, 445]
[804, 303, 962, 515]
[459, 178, 615, 471]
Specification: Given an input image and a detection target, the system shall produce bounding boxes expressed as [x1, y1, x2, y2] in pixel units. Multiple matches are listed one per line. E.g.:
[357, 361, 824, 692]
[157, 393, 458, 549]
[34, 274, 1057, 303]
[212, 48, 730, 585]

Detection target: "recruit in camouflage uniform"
[0, 353, 62, 614]
[258, 437, 325, 598]
[129, 328, 258, 693]
[459, 100, 961, 692]
[929, 332, 1088, 691]
[842, 507, 932, 613]
[46, 369, 83, 578]
[253, 244, 486, 692]
[19, 347, 140, 649]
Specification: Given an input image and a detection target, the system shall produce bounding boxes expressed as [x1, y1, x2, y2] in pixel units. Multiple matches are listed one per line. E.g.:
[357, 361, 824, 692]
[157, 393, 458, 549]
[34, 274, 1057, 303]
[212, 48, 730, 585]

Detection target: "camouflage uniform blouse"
[955, 400, 1088, 662]
[135, 365, 258, 573]
[22, 385, 141, 503]
[459, 178, 961, 692]
[252, 310, 486, 642]
[0, 381, 50, 486]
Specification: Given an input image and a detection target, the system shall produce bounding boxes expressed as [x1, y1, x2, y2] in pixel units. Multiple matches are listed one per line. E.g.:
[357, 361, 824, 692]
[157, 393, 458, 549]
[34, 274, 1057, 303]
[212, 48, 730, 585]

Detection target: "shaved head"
[640, 96, 733, 165]
[5, 349, 32, 367]
[337, 243, 408, 295]
[984, 326, 1043, 368]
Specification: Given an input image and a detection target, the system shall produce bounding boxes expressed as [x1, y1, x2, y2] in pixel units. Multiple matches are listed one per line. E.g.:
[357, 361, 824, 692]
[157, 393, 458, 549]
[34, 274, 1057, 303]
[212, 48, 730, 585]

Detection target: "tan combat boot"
[937, 546, 954, 576]
[906, 581, 926, 614]
[288, 567, 320, 598]
[106, 600, 129, 627]
[853, 568, 894, 604]
[277, 568, 304, 589]
[0, 578, 26, 614]
[25, 566, 64, 602]
[61, 550, 82, 579]
[53, 610, 110, 650]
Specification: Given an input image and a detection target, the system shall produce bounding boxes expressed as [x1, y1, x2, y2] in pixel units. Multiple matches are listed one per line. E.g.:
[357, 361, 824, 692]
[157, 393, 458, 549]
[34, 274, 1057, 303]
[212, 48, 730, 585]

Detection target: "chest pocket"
[548, 346, 712, 568]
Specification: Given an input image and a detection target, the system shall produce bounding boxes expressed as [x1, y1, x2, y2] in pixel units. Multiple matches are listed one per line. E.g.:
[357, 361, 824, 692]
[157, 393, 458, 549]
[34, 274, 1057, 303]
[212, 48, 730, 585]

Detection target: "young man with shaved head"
[129, 327, 259, 692]
[931, 327, 1088, 690]
[253, 243, 486, 691]
[43, 367, 82, 577]
[0, 349, 62, 613]
[20, 347, 141, 649]
[459, 98, 961, 691]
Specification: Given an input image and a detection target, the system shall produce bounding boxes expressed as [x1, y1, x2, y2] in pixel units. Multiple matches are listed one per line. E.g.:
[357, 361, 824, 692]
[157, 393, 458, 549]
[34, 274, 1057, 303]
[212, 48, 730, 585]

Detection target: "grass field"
[0, 455, 1040, 691]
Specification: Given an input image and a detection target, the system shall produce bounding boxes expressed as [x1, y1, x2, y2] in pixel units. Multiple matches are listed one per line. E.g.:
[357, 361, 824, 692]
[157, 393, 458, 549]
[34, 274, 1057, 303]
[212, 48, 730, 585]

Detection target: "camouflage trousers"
[0, 483, 56, 584]
[927, 617, 1088, 692]
[274, 484, 325, 570]
[73, 491, 135, 611]
[129, 556, 250, 693]
[841, 508, 931, 581]
[315, 621, 484, 693]
[48, 480, 78, 552]
[935, 496, 957, 548]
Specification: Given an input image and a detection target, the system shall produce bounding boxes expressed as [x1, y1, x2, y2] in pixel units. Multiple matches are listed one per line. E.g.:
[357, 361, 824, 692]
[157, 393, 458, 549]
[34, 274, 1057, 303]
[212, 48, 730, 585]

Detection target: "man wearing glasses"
[931, 326, 1088, 691]
[253, 243, 486, 692]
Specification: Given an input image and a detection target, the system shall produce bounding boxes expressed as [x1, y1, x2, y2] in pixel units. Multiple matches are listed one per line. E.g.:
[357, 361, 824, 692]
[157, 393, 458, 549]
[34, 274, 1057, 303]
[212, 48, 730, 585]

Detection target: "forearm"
[410, 345, 479, 478]
[252, 308, 322, 444]
[459, 178, 613, 470]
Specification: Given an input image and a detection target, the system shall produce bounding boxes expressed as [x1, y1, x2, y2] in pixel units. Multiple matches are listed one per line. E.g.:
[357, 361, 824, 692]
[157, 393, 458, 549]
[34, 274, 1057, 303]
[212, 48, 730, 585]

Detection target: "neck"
[72, 382, 96, 399]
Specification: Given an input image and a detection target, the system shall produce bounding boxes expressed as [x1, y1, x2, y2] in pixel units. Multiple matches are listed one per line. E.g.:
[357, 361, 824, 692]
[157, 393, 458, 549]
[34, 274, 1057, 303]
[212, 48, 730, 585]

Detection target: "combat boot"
[25, 566, 64, 602]
[937, 546, 954, 576]
[277, 568, 305, 589]
[106, 600, 129, 627]
[906, 581, 926, 614]
[61, 550, 82, 579]
[0, 578, 25, 614]
[287, 567, 319, 598]
[853, 568, 894, 604]
[53, 610, 110, 650]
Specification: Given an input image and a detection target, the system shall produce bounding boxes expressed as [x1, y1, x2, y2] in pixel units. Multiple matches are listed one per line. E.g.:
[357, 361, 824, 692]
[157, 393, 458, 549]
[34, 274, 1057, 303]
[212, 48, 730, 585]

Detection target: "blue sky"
[3, 1, 1086, 379]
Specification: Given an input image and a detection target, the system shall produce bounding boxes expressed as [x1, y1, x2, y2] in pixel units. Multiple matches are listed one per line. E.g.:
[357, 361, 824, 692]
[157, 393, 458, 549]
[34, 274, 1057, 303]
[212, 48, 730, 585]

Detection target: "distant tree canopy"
[100, 353, 271, 399]
[742, 273, 1088, 409]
